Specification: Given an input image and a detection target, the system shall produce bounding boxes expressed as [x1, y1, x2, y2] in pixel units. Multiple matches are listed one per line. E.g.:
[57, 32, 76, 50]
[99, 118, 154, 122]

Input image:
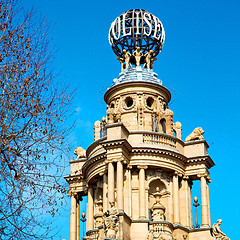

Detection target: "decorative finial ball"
[109, 9, 165, 59]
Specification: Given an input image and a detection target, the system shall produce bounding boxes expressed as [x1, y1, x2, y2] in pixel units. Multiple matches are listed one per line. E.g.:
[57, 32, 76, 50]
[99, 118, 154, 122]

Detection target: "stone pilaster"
[173, 172, 180, 224]
[117, 160, 124, 211]
[103, 172, 108, 213]
[138, 165, 148, 219]
[125, 166, 132, 217]
[87, 187, 94, 231]
[108, 162, 115, 206]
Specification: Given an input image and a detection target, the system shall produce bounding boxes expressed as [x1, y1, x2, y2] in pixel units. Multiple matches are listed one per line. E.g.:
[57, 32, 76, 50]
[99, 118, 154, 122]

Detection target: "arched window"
[160, 118, 166, 133]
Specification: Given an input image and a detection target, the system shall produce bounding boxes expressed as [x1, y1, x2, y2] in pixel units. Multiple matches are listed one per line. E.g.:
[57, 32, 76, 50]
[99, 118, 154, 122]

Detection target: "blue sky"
[22, 0, 240, 239]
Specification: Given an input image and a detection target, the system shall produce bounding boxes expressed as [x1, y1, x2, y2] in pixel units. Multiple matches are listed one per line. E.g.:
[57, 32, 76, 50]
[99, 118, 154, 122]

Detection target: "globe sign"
[109, 9, 165, 60]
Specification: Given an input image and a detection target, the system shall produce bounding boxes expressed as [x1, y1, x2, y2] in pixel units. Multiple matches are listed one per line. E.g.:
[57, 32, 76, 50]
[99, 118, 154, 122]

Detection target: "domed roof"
[111, 66, 162, 87]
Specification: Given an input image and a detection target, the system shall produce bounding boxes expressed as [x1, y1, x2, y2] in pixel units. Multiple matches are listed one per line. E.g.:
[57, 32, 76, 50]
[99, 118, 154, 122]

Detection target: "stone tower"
[65, 9, 230, 240]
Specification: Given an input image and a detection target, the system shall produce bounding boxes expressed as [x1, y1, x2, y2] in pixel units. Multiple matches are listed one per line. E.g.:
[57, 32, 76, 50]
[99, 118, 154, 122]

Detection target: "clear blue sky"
[22, 0, 240, 239]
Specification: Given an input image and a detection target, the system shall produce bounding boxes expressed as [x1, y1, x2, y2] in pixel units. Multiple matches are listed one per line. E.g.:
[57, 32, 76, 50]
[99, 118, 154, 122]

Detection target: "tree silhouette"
[0, 0, 74, 238]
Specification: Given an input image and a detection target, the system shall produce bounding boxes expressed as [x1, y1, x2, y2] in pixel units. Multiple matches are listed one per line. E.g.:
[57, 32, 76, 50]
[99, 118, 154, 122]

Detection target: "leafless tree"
[0, 0, 74, 239]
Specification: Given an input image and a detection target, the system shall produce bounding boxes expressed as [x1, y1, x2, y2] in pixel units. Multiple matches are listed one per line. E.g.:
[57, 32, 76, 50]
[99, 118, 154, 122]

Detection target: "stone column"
[207, 178, 211, 226]
[108, 162, 115, 205]
[188, 181, 193, 228]
[199, 174, 208, 227]
[182, 176, 190, 228]
[117, 160, 124, 211]
[138, 165, 147, 219]
[127, 167, 132, 217]
[70, 192, 77, 240]
[76, 198, 80, 240]
[173, 172, 180, 224]
[103, 172, 108, 213]
[87, 187, 94, 231]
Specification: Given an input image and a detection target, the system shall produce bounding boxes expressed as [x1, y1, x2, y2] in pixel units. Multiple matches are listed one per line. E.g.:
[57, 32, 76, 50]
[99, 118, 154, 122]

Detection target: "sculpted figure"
[103, 202, 119, 239]
[117, 49, 131, 71]
[185, 127, 204, 142]
[122, 49, 131, 69]
[74, 147, 86, 159]
[145, 50, 157, 69]
[116, 56, 125, 72]
[212, 219, 230, 240]
[133, 47, 143, 66]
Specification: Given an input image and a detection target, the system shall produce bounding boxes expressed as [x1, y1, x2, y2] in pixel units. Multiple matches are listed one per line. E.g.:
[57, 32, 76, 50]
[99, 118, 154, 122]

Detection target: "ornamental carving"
[147, 169, 171, 185]
[185, 127, 204, 142]
[74, 147, 86, 159]
[86, 229, 99, 240]
[151, 187, 166, 221]
[211, 219, 230, 240]
[103, 202, 119, 239]
[122, 94, 136, 110]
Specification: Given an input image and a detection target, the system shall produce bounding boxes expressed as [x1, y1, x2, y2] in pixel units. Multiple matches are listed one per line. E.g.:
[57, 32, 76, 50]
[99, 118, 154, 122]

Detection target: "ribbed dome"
[112, 66, 162, 87]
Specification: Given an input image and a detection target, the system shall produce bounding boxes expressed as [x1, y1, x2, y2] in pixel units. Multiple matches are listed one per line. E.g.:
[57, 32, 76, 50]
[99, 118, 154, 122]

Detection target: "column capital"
[106, 157, 124, 163]
[99, 171, 106, 176]
[182, 175, 189, 180]
[68, 191, 78, 197]
[197, 173, 208, 179]
[127, 164, 133, 169]
[173, 171, 182, 177]
[137, 165, 148, 170]
[207, 176, 212, 183]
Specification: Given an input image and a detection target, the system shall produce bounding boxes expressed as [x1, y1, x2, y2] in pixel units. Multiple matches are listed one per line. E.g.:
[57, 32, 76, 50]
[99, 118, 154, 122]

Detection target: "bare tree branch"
[0, 0, 74, 239]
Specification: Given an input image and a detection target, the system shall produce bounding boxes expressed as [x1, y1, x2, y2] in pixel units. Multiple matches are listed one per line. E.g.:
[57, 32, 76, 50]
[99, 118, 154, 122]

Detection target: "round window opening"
[146, 97, 154, 108]
[125, 97, 133, 108]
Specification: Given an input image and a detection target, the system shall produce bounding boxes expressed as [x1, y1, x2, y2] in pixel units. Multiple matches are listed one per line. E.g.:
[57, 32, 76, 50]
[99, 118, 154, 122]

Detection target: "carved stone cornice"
[64, 174, 84, 184]
[131, 147, 187, 162]
[101, 138, 132, 153]
[187, 155, 215, 169]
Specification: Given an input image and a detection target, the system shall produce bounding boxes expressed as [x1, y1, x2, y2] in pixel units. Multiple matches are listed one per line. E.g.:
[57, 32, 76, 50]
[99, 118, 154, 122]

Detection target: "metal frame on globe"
[109, 9, 165, 63]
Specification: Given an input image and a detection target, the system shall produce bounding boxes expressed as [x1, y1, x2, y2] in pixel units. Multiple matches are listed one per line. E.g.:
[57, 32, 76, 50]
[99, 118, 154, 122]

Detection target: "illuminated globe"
[109, 9, 165, 62]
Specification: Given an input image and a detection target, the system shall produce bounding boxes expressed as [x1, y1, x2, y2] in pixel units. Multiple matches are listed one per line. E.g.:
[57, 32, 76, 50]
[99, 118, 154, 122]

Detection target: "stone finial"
[185, 127, 204, 142]
[94, 120, 101, 140]
[173, 121, 182, 139]
[74, 147, 86, 159]
[165, 108, 173, 116]
[211, 219, 230, 240]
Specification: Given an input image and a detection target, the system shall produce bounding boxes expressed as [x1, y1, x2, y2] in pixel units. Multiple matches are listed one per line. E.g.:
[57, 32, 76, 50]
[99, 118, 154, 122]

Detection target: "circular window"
[125, 97, 133, 108]
[146, 97, 154, 108]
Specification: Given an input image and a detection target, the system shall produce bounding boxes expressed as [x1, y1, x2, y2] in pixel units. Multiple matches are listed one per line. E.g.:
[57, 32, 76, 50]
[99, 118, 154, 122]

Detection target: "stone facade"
[64, 65, 228, 240]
